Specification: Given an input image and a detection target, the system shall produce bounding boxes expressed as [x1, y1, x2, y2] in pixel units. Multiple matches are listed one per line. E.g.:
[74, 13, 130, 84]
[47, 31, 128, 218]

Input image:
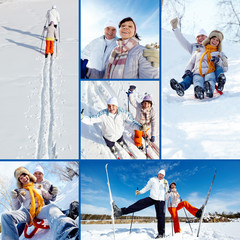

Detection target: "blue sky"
[81, 160, 240, 217]
[81, 0, 159, 48]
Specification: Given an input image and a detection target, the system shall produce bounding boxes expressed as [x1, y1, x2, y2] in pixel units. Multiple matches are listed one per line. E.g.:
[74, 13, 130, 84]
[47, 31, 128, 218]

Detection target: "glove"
[10, 190, 18, 199]
[81, 59, 89, 79]
[167, 189, 171, 193]
[55, 39, 58, 42]
[81, 109, 84, 120]
[211, 56, 219, 64]
[182, 70, 192, 79]
[135, 190, 141, 195]
[49, 185, 58, 196]
[143, 45, 159, 68]
[170, 17, 178, 29]
[150, 136, 155, 142]
[140, 124, 148, 132]
[221, 55, 228, 67]
[126, 85, 136, 96]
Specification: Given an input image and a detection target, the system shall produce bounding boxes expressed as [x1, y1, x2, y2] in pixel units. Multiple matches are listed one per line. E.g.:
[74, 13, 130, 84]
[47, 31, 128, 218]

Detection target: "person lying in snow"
[81, 96, 145, 155]
[1, 167, 79, 240]
[169, 17, 228, 97]
[127, 86, 157, 149]
[166, 182, 203, 234]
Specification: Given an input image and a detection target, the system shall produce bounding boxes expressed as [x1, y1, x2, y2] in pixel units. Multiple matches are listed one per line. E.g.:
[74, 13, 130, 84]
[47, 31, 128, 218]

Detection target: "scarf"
[105, 37, 139, 79]
[198, 44, 218, 77]
[23, 182, 45, 226]
[139, 106, 152, 126]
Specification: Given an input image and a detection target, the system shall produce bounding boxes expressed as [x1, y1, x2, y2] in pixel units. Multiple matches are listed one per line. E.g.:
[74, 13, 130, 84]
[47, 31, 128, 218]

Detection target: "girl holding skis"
[128, 86, 157, 150]
[44, 21, 58, 58]
[1, 167, 78, 240]
[166, 182, 203, 234]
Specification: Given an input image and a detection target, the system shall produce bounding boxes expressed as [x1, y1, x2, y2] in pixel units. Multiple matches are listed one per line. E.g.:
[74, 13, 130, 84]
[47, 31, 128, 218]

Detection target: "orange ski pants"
[45, 40, 54, 55]
[168, 201, 199, 233]
[134, 128, 150, 147]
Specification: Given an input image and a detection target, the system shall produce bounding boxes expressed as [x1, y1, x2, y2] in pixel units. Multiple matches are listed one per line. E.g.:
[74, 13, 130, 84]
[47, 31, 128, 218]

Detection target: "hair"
[118, 17, 141, 40]
[141, 100, 152, 107]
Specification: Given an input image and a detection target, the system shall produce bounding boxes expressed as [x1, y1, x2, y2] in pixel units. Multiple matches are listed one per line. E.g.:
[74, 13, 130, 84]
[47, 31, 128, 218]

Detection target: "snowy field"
[0, 0, 78, 159]
[81, 221, 240, 240]
[162, 29, 240, 159]
[81, 80, 159, 159]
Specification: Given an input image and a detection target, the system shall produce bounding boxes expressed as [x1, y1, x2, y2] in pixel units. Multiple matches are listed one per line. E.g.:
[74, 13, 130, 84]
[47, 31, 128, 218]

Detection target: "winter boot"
[119, 140, 127, 148]
[109, 146, 117, 154]
[170, 78, 185, 96]
[45, 53, 48, 58]
[155, 234, 165, 238]
[204, 81, 213, 98]
[66, 228, 79, 239]
[112, 201, 122, 218]
[217, 73, 226, 91]
[68, 201, 79, 220]
[194, 86, 204, 100]
[195, 206, 203, 219]
[137, 145, 144, 150]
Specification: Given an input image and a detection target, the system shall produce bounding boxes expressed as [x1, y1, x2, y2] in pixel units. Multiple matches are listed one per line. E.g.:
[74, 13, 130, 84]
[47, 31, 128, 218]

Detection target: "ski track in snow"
[36, 57, 56, 159]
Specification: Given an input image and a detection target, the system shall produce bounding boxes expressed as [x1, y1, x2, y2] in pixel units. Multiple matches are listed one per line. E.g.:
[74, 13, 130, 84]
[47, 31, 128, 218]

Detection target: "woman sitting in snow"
[127, 86, 157, 149]
[184, 30, 228, 99]
[1, 167, 78, 240]
[166, 182, 203, 234]
[86, 17, 159, 79]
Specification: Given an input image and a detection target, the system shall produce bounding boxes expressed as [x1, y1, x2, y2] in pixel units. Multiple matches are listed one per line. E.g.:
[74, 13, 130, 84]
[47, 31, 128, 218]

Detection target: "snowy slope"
[0, 0, 78, 159]
[162, 29, 240, 159]
[81, 221, 240, 240]
[81, 81, 159, 159]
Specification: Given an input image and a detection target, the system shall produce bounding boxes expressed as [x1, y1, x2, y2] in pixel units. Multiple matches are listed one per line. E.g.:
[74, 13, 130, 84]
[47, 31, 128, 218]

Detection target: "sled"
[24, 219, 49, 239]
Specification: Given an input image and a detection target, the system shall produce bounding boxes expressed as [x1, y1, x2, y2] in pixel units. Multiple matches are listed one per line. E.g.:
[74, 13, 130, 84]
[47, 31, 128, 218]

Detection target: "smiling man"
[81, 97, 143, 154]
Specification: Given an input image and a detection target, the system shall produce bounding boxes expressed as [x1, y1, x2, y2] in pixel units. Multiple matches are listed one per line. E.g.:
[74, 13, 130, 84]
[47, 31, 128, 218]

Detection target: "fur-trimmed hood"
[14, 167, 37, 188]
[202, 30, 224, 52]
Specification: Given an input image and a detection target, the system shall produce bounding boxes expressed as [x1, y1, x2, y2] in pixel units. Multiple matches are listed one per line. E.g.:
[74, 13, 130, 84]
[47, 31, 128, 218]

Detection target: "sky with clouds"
[81, 160, 240, 217]
[81, 0, 159, 48]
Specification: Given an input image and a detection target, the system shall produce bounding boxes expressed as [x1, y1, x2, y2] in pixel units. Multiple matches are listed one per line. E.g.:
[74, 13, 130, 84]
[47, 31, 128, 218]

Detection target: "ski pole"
[144, 131, 148, 159]
[129, 187, 138, 234]
[58, 22, 61, 43]
[183, 205, 193, 234]
[55, 40, 58, 57]
[169, 193, 174, 236]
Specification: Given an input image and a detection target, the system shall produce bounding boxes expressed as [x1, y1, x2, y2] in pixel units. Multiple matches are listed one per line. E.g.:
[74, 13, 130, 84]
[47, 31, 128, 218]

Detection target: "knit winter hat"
[158, 169, 165, 176]
[34, 165, 44, 175]
[141, 94, 153, 105]
[14, 167, 37, 188]
[202, 30, 224, 52]
[107, 97, 118, 106]
[195, 28, 208, 38]
[104, 20, 118, 30]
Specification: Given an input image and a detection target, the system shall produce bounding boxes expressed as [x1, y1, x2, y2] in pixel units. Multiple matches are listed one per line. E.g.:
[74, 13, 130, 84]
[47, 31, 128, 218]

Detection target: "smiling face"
[158, 173, 164, 180]
[34, 171, 44, 183]
[142, 101, 151, 109]
[104, 26, 116, 40]
[19, 174, 30, 185]
[108, 104, 118, 114]
[196, 34, 207, 44]
[119, 20, 135, 40]
[210, 37, 220, 47]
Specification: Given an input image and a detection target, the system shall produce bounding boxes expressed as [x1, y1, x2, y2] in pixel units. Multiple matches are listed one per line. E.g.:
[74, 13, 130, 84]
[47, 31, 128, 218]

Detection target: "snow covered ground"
[162, 29, 240, 159]
[81, 81, 159, 159]
[0, 0, 78, 159]
[81, 221, 240, 240]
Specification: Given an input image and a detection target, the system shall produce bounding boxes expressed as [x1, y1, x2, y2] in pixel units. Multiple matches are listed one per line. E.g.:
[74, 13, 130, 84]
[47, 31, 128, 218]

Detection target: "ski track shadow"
[2, 26, 41, 39]
[6, 38, 40, 53]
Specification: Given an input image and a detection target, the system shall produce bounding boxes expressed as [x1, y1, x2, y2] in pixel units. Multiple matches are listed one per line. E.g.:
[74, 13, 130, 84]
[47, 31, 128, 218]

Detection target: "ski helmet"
[141, 94, 152, 106]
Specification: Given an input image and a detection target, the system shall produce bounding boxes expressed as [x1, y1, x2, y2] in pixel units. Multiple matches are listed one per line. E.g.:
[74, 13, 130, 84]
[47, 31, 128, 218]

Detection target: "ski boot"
[204, 81, 213, 98]
[45, 53, 48, 58]
[195, 206, 204, 219]
[119, 140, 127, 148]
[112, 201, 122, 218]
[194, 86, 204, 100]
[137, 145, 144, 150]
[155, 234, 165, 238]
[217, 73, 226, 91]
[170, 78, 185, 96]
[109, 146, 117, 154]
[66, 228, 79, 239]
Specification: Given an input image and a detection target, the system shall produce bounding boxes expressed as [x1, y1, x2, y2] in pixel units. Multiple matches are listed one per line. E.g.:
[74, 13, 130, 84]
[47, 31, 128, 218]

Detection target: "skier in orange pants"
[44, 21, 58, 58]
[166, 182, 203, 233]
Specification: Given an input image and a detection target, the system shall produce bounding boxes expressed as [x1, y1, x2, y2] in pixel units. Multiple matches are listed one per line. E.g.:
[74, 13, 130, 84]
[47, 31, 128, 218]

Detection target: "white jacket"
[81, 36, 117, 71]
[82, 107, 141, 142]
[166, 191, 180, 208]
[46, 9, 60, 25]
[140, 177, 169, 201]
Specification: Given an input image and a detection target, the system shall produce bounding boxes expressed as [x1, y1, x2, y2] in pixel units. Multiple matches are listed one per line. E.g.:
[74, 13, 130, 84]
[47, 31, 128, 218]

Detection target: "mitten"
[170, 17, 178, 29]
[143, 45, 159, 68]
[135, 190, 141, 195]
[150, 136, 155, 142]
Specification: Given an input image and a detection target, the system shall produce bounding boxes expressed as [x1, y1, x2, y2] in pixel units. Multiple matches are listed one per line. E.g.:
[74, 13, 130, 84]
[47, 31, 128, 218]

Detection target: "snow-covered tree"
[0, 177, 13, 211]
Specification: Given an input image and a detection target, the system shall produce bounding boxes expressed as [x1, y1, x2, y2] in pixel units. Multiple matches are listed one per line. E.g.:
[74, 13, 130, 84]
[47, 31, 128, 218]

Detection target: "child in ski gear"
[113, 169, 169, 239]
[86, 17, 159, 79]
[81, 96, 142, 154]
[170, 17, 228, 96]
[1, 167, 78, 240]
[185, 30, 228, 99]
[44, 21, 58, 58]
[166, 182, 203, 233]
[128, 86, 157, 149]
[46, 5, 60, 28]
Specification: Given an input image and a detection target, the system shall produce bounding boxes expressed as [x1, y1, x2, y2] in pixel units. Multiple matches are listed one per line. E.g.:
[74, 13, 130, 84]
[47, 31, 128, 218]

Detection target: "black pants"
[103, 135, 123, 148]
[121, 197, 165, 235]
